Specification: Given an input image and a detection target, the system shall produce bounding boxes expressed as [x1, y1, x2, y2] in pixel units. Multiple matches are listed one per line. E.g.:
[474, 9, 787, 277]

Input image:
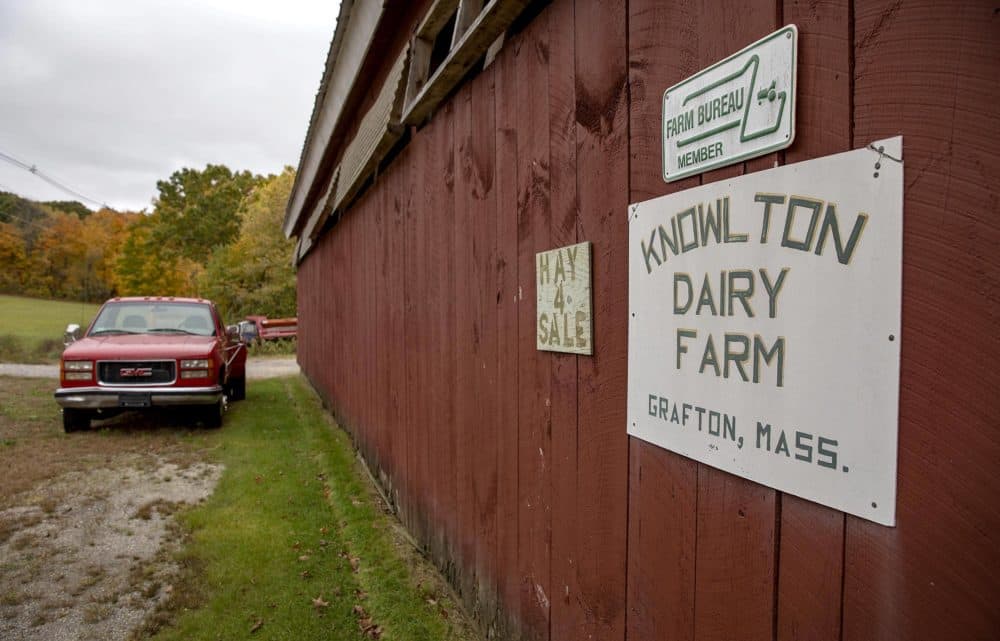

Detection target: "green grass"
[0, 294, 100, 363]
[149, 376, 472, 641]
[248, 337, 297, 357]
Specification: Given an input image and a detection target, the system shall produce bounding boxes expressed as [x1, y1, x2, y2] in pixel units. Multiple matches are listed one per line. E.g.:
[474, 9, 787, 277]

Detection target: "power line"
[0, 148, 114, 210]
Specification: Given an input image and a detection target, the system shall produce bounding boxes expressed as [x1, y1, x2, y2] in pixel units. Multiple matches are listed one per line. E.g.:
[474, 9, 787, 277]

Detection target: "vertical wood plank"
[546, 1, 582, 640]
[404, 130, 430, 546]
[626, 443, 698, 641]
[396, 152, 416, 529]
[454, 65, 500, 624]
[380, 146, 410, 508]
[574, 0, 630, 639]
[470, 67, 500, 627]
[515, 12, 552, 639]
[426, 104, 458, 568]
[773, 3, 852, 639]
[694, 467, 776, 641]
[690, 4, 780, 641]
[454, 81, 478, 607]
[845, 2, 1000, 639]
[494, 31, 523, 640]
[625, 1, 704, 638]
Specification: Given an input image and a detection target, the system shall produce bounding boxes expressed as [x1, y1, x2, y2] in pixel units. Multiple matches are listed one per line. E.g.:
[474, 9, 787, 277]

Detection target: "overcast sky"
[0, 0, 340, 212]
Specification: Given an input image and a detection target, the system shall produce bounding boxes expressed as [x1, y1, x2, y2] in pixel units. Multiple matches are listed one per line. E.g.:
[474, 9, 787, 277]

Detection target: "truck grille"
[98, 360, 175, 385]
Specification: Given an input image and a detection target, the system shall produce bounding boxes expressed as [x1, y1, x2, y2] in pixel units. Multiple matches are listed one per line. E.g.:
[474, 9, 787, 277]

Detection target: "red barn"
[284, 1, 999, 639]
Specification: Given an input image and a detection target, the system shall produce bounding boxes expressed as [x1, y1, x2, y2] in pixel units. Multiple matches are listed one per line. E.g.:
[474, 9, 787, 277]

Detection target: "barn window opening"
[403, 0, 533, 125]
[428, 10, 458, 78]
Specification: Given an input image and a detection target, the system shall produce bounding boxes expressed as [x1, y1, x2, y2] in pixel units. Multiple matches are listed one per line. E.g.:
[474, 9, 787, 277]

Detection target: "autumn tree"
[0, 222, 28, 294]
[199, 168, 297, 319]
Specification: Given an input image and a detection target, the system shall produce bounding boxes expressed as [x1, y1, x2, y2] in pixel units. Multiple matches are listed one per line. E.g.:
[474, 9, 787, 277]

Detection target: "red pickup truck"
[54, 297, 247, 432]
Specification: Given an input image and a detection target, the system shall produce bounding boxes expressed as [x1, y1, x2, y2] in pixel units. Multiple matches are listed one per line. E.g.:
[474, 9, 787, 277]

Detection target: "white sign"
[663, 25, 797, 182]
[629, 137, 902, 526]
[536, 241, 592, 355]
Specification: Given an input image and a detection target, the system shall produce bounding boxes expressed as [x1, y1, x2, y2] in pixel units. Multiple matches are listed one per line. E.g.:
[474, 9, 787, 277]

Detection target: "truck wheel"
[228, 376, 246, 402]
[63, 409, 90, 433]
[201, 399, 224, 429]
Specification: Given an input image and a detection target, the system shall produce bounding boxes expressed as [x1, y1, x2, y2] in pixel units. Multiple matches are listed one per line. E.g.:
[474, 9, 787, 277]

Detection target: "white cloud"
[0, 0, 339, 211]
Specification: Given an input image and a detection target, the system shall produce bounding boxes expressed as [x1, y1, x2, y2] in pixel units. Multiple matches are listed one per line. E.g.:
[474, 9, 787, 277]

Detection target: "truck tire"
[200, 399, 224, 429]
[63, 409, 90, 433]
[228, 376, 246, 402]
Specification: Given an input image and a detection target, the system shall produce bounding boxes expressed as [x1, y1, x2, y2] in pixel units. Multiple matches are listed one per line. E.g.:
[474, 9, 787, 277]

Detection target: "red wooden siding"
[295, 1, 1000, 639]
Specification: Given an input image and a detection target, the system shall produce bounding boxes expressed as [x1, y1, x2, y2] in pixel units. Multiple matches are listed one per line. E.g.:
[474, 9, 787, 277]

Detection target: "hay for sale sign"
[536, 241, 592, 355]
[628, 137, 902, 526]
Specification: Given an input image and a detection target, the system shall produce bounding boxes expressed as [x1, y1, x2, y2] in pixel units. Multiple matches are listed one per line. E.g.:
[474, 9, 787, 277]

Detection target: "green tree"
[41, 200, 91, 219]
[200, 168, 297, 319]
[114, 215, 198, 297]
[151, 165, 266, 263]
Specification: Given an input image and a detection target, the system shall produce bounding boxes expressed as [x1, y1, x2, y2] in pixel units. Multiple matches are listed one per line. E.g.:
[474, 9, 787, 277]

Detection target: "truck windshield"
[89, 302, 216, 337]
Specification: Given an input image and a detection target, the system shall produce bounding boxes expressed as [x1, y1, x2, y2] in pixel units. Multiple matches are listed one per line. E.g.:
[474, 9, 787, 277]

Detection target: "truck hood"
[62, 334, 217, 361]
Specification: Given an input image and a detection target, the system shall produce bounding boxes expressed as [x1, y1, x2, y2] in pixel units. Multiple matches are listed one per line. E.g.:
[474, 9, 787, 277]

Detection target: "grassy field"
[0, 294, 101, 363]
[0, 374, 477, 640]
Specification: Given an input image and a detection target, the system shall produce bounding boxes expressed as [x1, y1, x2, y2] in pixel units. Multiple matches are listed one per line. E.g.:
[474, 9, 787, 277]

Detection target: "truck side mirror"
[226, 325, 242, 342]
[64, 323, 80, 346]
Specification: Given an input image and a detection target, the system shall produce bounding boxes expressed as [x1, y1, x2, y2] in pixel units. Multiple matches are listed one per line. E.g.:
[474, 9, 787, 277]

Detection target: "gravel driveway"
[0, 356, 299, 380]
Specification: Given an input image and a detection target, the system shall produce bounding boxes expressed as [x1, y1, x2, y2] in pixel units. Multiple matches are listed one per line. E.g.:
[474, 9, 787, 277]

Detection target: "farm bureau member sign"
[663, 25, 797, 182]
[628, 137, 902, 526]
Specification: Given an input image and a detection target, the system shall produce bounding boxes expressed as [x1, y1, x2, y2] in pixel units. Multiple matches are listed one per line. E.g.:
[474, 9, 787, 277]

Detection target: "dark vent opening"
[428, 10, 458, 79]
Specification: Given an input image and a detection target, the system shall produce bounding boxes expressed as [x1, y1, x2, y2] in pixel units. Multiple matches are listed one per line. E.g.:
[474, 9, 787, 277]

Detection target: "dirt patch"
[245, 355, 299, 380]
[0, 460, 222, 641]
[0, 379, 211, 508]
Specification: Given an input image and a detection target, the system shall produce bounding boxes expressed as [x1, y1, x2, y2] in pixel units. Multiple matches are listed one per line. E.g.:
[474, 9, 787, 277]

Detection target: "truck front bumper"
[54, 385, 224, 410]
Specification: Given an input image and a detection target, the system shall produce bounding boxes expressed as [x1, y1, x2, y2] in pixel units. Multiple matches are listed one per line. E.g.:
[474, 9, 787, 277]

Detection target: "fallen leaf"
[320, 527, 329, 534]
[250, 618, 264, 634]
[439, 608, 449, 619]
[318, 539, 329, 547]
[292, 541, 301, 550]
[426, 598, 437, 606]
[298, 555, 310, 561]
[312, 596, 329, 609]
[254, 475, 263, 484]
[353, 604, 367, 617]
[349, 556, 360, 572]
[300, 570, 312, 579]
[355, 589, 368, 600]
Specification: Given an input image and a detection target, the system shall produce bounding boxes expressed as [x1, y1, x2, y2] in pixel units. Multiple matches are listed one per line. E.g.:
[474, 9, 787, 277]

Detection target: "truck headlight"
[180, 359, 209, 369]
[63, 360, 93, 372]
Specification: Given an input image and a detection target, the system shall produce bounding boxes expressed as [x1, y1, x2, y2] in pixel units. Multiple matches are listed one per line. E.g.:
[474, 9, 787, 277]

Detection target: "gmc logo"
[120, 367, 153, 378]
